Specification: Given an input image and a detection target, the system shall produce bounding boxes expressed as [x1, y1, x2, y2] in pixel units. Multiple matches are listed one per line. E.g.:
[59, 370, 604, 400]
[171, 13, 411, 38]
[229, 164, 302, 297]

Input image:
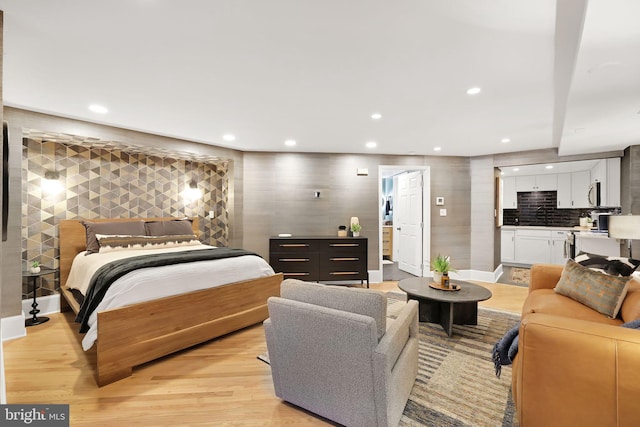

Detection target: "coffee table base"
[411, 296, 478, 337]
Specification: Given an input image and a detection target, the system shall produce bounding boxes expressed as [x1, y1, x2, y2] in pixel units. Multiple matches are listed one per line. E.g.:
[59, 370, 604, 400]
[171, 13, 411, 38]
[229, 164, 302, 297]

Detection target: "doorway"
[379, 166, 431, 281]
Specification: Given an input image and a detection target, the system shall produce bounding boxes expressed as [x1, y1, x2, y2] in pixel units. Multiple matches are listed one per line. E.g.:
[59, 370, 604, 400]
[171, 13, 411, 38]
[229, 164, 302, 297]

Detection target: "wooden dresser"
[269, 236, 369, 287]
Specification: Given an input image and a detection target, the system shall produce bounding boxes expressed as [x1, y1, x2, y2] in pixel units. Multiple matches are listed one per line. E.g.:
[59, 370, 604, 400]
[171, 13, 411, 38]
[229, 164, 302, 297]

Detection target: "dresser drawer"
[270, 251, 319, 280]
[269, 239, 319, 253]
[318, 239, 367, 255]
[320, 257, 366, 276]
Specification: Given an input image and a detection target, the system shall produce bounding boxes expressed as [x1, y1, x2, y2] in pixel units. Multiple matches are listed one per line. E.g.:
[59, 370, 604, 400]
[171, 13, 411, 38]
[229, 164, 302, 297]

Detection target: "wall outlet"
[208, 210, 215, 219]
[439, 208, 447, 216]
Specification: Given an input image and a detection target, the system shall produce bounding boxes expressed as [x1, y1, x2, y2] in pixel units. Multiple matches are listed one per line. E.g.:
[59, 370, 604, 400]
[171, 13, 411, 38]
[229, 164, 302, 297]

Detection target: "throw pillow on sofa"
[574, 251, 640, 277]
[554, 259, 632, 318]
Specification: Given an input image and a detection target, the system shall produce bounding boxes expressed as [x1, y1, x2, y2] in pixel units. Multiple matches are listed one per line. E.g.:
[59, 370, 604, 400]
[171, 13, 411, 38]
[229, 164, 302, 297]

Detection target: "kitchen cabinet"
[515, 174, 557, 192]
[503, 176, 517, 208]
[556, 170, 593, 209]
[506, 228, 571, 266]
[556, 173, 571, 208]
[501, 230, 515, 263]
[591, 158, 621, 207]
[570, 170, 591, 208]
[515, 231, 552, 265]
[550, 231, 569, 264]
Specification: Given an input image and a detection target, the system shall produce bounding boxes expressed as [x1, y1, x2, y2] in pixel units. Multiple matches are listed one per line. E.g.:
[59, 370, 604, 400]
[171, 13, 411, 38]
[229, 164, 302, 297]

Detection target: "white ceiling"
[0, 0, 638, 157]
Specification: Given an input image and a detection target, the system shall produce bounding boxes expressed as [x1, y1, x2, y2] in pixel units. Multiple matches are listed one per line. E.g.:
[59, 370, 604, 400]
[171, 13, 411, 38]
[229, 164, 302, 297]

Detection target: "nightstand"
[22, 267, 58, 326]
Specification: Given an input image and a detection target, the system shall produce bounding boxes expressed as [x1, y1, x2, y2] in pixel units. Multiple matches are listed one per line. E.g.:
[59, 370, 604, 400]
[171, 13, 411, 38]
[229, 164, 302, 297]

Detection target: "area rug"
[259, 307, 520, 426]
[510, 267, 531, 286]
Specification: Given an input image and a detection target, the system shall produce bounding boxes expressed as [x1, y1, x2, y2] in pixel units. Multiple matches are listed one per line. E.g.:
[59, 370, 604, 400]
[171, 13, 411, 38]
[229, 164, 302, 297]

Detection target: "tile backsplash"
[503, 191, 593, 227]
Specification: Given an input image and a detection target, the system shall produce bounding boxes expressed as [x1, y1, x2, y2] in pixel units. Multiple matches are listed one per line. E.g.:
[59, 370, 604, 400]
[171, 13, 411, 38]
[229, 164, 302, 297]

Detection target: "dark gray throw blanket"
[75, 247, 260, 333]
[492, 322, 520, 378]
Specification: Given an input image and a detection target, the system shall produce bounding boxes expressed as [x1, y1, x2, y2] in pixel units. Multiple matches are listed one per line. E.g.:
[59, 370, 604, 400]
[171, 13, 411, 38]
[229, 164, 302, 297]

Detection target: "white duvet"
[65, 244, 275, 350]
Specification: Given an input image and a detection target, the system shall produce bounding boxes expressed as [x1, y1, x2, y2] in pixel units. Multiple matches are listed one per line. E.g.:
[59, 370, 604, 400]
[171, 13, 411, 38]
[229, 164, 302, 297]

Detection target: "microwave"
[588, 181, 601, 207]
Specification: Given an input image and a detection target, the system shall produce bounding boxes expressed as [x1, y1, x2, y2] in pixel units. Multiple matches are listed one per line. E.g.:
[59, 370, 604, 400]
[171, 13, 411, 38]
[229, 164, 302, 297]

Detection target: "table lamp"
[608, 215, 640, 259]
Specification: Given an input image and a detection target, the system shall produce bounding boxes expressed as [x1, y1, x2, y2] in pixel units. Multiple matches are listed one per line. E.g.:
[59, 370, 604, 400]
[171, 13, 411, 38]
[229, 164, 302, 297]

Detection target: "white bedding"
[66, 244, 275, 350]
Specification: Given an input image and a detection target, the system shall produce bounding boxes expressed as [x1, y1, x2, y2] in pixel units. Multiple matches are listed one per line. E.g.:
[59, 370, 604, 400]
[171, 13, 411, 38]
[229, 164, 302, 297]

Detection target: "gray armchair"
[264, 279, 419, 427]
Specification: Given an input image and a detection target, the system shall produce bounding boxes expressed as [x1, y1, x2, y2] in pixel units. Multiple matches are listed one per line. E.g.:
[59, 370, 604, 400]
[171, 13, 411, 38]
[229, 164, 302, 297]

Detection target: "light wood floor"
[3, 281, 527, 426]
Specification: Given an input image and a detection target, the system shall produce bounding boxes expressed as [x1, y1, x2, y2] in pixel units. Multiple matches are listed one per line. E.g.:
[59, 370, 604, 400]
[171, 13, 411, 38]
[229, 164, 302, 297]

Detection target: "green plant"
[431, 254, 456, 274]
[31, 261, 40, 268]
[351, 223, 362, 233]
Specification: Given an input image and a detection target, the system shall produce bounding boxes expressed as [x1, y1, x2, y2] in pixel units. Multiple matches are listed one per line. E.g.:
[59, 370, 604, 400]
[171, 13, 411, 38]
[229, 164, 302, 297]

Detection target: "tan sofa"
[512, 264, 640, 427]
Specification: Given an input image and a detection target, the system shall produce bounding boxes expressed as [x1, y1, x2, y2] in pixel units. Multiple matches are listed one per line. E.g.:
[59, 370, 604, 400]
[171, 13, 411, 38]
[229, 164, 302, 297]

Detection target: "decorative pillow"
[96, 234, 201, 253]
[574, 251, 640, 277]
[82, 220, 146, 255]
[144, 219, 194, 236]
[554, 259, 631, 318]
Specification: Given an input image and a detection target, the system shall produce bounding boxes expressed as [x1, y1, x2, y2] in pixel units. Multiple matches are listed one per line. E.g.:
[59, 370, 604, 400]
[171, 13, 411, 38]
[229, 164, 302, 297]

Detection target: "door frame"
[378, 165, 431, 278]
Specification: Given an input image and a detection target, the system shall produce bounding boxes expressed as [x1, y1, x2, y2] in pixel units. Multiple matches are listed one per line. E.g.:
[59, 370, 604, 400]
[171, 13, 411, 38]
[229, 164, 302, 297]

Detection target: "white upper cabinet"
[571, 170, 591, 208]
[515, 174, 557, 192]
[588, 158, 621, 207]
[503, 176, 517, 208]
[557, 173, 571, 208]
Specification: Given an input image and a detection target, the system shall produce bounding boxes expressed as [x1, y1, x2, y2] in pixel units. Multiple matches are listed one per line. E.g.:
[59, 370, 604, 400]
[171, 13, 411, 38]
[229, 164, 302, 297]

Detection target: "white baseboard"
[438, 266, 503, 283]
[21, 293, 60, 317]
[1, 315, 26, 342]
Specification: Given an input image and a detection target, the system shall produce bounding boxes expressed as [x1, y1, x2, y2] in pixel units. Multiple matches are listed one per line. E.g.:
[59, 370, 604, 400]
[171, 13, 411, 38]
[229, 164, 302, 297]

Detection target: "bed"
[58, 217, 282, 386]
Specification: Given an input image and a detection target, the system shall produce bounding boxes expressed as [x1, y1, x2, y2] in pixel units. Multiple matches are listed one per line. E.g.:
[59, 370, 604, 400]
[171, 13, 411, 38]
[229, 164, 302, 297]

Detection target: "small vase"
[353, 232, 360, 237]
[31, 267, 41, 274]
[433, 272, 442, 284]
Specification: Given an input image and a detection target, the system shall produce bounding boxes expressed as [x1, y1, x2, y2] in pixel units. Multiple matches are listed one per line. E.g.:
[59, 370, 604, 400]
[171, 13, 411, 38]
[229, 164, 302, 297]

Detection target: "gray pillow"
[144, 219, 194, 236]
[82, 220, 146, 255]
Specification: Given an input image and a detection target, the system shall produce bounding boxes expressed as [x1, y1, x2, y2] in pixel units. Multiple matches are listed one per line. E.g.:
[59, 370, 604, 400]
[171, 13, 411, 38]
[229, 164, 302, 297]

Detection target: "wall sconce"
[182, 180, 203, 203]
[42, 170, 64, 195]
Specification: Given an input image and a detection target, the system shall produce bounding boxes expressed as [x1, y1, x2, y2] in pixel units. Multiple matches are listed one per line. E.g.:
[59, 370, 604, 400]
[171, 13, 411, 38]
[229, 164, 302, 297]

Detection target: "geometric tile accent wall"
[21, 138, 229, 296]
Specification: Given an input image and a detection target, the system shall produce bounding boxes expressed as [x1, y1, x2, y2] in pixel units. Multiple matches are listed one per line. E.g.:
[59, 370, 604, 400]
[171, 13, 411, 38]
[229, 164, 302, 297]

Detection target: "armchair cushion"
[280, 279, 388, 340]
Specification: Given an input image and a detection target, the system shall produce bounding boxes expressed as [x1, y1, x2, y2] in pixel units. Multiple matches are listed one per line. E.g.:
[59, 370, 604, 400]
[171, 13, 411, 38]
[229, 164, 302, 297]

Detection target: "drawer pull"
[329, 244, 359, 247]
[329, 272, 358, 276]
[279, 258, 310, 262]
[279, 244, 309, 248]
[330, 257, 359, 261]
[284, 272, 310, 276]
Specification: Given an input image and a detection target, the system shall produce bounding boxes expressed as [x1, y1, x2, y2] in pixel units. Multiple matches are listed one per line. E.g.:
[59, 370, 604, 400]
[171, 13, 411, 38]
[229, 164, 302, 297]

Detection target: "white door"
[397, 171, 423, 276]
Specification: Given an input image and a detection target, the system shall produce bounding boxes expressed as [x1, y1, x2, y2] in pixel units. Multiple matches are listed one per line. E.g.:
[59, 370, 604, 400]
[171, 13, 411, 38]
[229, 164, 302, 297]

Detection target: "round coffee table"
[398, 277, 492, 337]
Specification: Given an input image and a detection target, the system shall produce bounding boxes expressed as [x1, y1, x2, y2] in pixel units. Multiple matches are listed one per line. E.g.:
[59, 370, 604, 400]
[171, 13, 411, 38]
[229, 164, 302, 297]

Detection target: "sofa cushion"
[523, 289, 623, 326]
[620, 278, 640, 323]
[575, 251, 640, 277]
[280, 279, 388, 340]
[554, 259, 631, 318]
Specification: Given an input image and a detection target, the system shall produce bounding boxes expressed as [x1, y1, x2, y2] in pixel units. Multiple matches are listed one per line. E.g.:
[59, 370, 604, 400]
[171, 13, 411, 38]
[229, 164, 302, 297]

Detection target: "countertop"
[501, 225, 615, 238]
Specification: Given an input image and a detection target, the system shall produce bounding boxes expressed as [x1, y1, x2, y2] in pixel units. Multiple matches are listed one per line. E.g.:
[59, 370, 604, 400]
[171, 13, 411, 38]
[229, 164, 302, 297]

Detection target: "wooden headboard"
[59, 217, 199, 287]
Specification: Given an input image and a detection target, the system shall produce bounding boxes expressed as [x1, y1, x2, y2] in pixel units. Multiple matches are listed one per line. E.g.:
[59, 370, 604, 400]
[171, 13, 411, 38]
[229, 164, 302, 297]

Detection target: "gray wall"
[620, 145, 640, 256]
[242, 152, 473, 272]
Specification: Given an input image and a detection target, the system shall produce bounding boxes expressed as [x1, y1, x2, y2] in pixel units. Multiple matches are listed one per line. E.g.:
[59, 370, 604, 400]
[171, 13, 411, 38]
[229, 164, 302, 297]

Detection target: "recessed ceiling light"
[222, 134, 236, 141]
[466, 87, 481, 95]
[500, 171, 505, 175]
[366, 141, 377, 148]
[434, 147, 442, 152]
[545, 165, 554, 169]
[89, 104, 108, 114]
[371, 113, 382, 120]
[512, 167, 520, 172]
[284, 139, 297, 147]
[501, 138, 511, 143]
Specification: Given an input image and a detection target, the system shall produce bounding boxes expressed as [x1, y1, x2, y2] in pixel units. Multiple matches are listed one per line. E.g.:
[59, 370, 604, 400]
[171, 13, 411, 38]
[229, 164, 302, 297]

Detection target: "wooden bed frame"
[58, 217, 282, 387]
